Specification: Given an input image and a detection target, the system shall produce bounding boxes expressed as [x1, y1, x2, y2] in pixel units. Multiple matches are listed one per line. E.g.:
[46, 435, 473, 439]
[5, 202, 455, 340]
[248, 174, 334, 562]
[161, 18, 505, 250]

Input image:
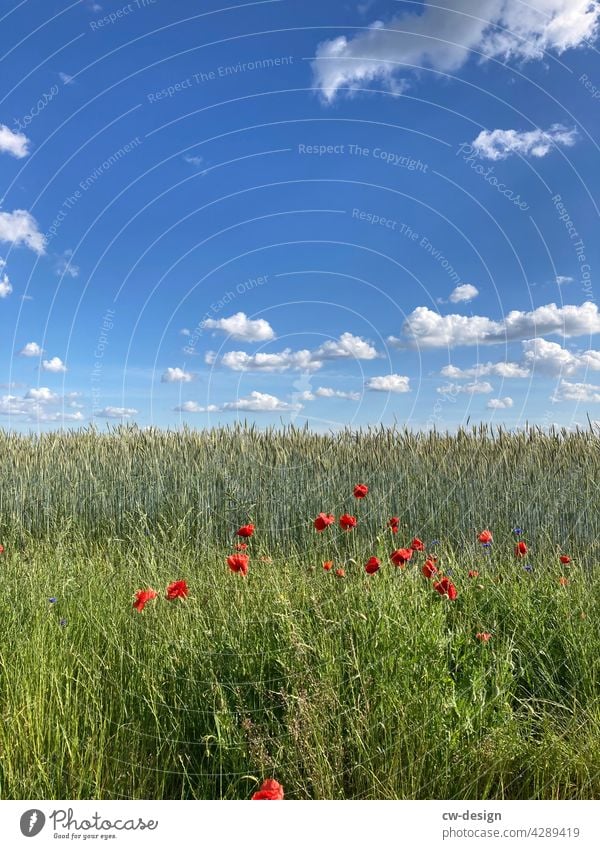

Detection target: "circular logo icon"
[20, 810, 46, 837]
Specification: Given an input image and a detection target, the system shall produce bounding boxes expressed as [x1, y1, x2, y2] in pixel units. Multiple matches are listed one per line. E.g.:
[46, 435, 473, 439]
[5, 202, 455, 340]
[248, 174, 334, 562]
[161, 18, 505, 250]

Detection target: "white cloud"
[438, 381, 493, 395]
[449, 283, 479, 303]
[0, 274, 12, 298]
[19, 341, 43, 357]
[161, 367, 193, 383]
[392, 301, 600, 349]
[42, 357, 67, 373]
[174, 401, 219, 413]
[26, 387, 58, 402]
[556, 275, 574, 285]
[487, 396, 514, 409]
[312, 1, 600, 101]
[366, 374, 411, 393]
[521, 337, 580, 376]
[0, 386, 83, 422]
[441, 361, 529, 379]
[56, 250, 79, 278]
[97, 406, 138, 418]
[314, 386, 361, 400]
[0, 124, 29, 158]
[471, 124, 577, 160]
[180, 328, 191, 336]
[183, 154, 204, 168]
[202, 311, 275, 342]
[212, 332, 378, 372]
[0, 209, 45, 254]
[552, 380, 600, 402]
[222, 391, 301, 412]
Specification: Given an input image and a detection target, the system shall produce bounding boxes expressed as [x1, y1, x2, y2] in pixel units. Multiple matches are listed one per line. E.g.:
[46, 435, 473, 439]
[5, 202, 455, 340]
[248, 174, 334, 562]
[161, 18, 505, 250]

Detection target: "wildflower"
[468, 570, 479, 578]
[339, 514, 357, 531]
[512, 527, 523, 535]
[482, 542, 492, 549]
[433, 577, 457, 600]
[390, 548, 413, 567]
[476, 632, 492, 642]
[559, 555, 571, 564]
[478, 530, 493, 544]
[430, 540, 440, 546]
[314, 512, 335, 532]
[353, 484, 369, 499]
[422, 559, 438, 579]
[252, 779, 284, 800]
[0, 545, 4, 554]
[59, 618, 67, 628]
[323, 561, 333, 571]
[335, 568, 346, 578]
[514, 541, 528, 557]
[236, 524, 254, 538]
[559, 577, 569, 587]
[365, 556, 380, 574]
[388, 517, 400, 534]
[48, 597, 58, 604]
[227, 553, 249, 576]
[411, 537, 425, 551]
[235, 542, 248, 551]
[133, 589, 158, 612]
[523, 563, 533, 573]
[166, 580, 189, 600]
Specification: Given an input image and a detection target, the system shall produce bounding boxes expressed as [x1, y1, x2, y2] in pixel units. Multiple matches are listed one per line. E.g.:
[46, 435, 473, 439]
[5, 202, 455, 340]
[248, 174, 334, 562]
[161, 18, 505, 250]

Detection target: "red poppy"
[339, 514, 357, 531]
[559, 554, 571, 564]
[335, 568, 346, 578]
[314, 512, 335, 532]
[133, 588, 157, 612]
[166, 580, 189, 600]
[353, 483, 369, 499]
[388, 517, 400, 534]
[478, 530, 493, 544]
[235, 542, 248, 551]
[468, 570, 479, 578]
[365, 556, 380, 574]
[390, 548, 413, 567]
[236, 524, 254, 538]
[323, 560, 333, 571]
[252, 779, 284, 800]
[559, 576, 569, 587]
[227, 553, 249, 576]
[514, 541, 528, 557]
[0, 545, 4, 554]
[476, 632, 492, 642]
[422, 560, 438, 579]
[410, 537, 425, 551]
[433, 577, 458, 600]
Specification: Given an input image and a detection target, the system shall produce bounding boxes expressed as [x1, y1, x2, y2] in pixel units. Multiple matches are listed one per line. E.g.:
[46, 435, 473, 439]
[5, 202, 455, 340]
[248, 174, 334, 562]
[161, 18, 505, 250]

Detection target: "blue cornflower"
[523, 564, 533, 573]
[48, 597, 58, 604]
[59, 618, 68, 627]
[482, 542, 492, 548]
[513, 527, 523, 535]
[430, 540, 440, 546]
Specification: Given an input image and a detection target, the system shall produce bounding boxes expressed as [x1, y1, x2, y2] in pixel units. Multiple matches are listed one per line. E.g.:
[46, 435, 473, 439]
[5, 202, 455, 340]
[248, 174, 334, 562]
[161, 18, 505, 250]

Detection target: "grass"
[0, 423, 598, 800]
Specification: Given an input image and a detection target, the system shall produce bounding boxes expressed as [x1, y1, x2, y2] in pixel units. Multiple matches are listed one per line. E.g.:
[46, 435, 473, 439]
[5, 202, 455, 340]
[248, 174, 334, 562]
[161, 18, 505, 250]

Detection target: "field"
[0, 424, 598, 800]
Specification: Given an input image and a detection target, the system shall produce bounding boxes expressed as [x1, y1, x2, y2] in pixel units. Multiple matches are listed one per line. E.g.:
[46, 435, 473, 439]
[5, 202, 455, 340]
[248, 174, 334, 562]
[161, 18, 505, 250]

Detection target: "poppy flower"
[559, 555, 571, 564]
[236, 524, 254, 538]
[251, 779, 284, 800]
[388, 517, 400, 534]
[227, 553, 249, 576]
[166, 580, 189, 600]
[478, 530, 493, 544]
[433, 577, 458, 600]
[339, 514, 357, 531]
[353, 484, 369, 499]
[390, 548, 413, 567]
[476, 632, 492, 642]
[314, 512, 335, 532]
[335, 568, 346, 578]
[0, 545, 4, 554]
[323, 560, 333, 571]
[235, 542, 248, 551]
[411, 537, 425, 552]
[514, 541, 528, 557]
[133, 588, 157, 612]
[365, 557, 380, 574]
[468, 570, 479, 579]
[559, 576, 569, 587]
[422, 560, 438, 579]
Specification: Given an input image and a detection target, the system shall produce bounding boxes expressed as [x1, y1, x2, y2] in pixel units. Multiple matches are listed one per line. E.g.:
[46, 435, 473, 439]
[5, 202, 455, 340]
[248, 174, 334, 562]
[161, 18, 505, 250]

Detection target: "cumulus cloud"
[222, 391, 301, 412]
[0, 209, 45, 254]
[19, 341, 43, 357]
[0, 386, 83, 422]
[391, 301, 600, 349]
[438, 381, 493, 395]
[314, 386, 361, 400]
[174, 401, 220, 413]
[441, 361, 529, 379]
[556, 275, 574, 285]
[211, 333, 378, 372]
[56, 250, 80, 278]
[487, 396, 514, 409]
[42, 356, 67, 373]
[202, 312, 275, 342]
[449, 283, 479, 303]
[312, 1, 600, 101]
[366, 374, 411, 393]
[161, 367, 193, 383]
[97, 406, 138, 418]
[552, 380, 600, 402]
[471, 124, 577, 160]
[0, 124, 30, 158]
[0, 274, 12, 298]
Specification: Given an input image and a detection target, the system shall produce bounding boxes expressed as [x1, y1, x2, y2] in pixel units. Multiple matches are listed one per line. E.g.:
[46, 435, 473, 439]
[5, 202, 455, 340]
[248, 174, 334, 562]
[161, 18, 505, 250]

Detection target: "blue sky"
[1, 0, 600, 431]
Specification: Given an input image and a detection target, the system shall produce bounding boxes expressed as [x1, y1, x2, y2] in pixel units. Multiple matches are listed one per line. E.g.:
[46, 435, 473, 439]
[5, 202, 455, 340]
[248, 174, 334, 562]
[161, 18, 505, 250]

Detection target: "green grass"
[0, 424, 598, 799]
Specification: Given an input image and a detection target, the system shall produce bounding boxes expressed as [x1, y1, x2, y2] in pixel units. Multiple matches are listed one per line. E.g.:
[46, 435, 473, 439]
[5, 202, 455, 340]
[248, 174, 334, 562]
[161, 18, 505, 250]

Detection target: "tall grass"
[0, 425, 598, 799]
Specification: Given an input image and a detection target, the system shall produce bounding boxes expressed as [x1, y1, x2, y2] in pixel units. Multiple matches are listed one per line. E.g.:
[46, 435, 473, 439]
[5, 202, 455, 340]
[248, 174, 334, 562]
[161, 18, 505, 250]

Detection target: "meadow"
[0, 424, 598, 800]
